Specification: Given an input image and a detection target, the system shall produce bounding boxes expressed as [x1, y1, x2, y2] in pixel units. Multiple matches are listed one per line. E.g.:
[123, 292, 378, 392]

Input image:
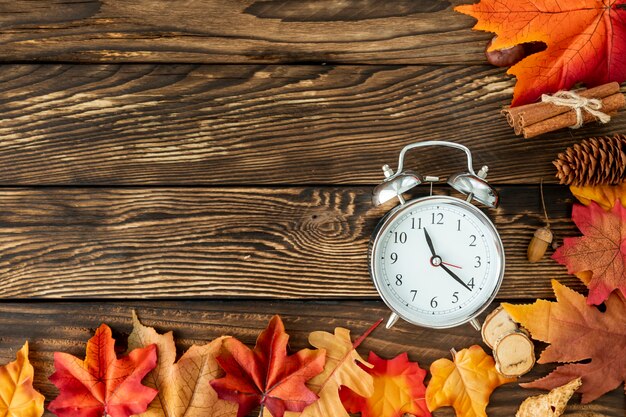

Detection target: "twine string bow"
[541, 90, 611, 129]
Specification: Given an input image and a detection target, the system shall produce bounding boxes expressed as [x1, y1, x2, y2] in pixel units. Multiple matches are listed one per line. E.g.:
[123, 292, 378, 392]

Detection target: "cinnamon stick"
[522, 92, 625, 138]
[502, 82, 620, 133]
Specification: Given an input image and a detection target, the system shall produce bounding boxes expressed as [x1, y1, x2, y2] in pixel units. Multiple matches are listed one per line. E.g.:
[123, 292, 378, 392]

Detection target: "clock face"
[370, 196, 505, 328]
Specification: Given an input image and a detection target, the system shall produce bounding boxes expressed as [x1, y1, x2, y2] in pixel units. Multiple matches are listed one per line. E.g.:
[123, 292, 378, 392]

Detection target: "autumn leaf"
[570, 183, 626, 211]
[340, 352, 430, 417]
[502, 280, 626, 403]
[515, 377, 581, 417]
[456, 0, 626, 106]
[552, 201, 626, 304]
[426, 345, 514, 417]
[0, 342, 44, 417]
[210, 315, 325, 417]
[127, 311, 237, 417]
[48, 324, 158, 417]
[284, 325, 375, 417]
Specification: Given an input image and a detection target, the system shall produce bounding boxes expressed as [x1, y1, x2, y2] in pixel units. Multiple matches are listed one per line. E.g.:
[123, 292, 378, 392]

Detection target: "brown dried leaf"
[515, 378, 581, 417]
[128, 311, 237, 417]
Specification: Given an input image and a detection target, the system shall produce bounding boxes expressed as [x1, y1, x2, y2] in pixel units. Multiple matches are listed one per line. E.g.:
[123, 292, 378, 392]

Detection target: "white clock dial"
[370, 195, 504, 328]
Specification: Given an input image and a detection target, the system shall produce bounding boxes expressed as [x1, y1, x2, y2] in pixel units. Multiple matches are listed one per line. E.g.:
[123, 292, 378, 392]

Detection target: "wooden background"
[0, 0, 623, 416]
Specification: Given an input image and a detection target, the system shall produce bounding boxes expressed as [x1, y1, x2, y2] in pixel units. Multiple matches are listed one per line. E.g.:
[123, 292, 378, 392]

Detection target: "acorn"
[527, 179, 555, 263]
[527, 226, 553, 263]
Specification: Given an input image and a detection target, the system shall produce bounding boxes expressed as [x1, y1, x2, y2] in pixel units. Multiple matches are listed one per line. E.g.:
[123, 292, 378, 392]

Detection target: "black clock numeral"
[411, 218, 422, 230]
[430, 296, 438, 308]
[467, 278, 475, 289]
[451, 291, 459, 304]
[394, 232, 407, 244]
[410, 289, 418, 302]
[395, 274, 403, 286]
[474, 256, 482, 268]
[390, 252, 398, 264]
[431, 212, 444, 225]
[469, 234, 477, 247]
[457, 219, 461, 231]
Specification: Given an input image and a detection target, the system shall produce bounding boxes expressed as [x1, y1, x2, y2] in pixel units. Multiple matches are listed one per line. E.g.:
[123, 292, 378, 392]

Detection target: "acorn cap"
[533, 226, 553, 243]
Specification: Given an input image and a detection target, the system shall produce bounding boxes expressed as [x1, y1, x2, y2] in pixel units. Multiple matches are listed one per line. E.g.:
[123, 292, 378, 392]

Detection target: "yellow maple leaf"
[283, 327, 374, 417]
[570, 183, 626, 211]
[0, 342, 44, 417]
[426, 345, 514, 417]
[127, 311, 237, 417]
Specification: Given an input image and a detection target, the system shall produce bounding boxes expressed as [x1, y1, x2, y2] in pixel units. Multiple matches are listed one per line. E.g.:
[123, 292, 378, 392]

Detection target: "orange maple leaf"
[456, 0, 626, 106]
[210, 315, 326, 417]
[0, 342, 44, 417]
[552, 201, 626, 304]
[340, 352, 430, 417]
[425, 345, 513, 417]
[503, 280, 626, 403]
[48, 324, 158, 417]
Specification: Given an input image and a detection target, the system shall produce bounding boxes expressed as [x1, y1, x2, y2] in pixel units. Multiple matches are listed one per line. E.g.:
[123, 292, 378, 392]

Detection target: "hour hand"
[440, 263, 472, 291]
[423, 228, 437, 256]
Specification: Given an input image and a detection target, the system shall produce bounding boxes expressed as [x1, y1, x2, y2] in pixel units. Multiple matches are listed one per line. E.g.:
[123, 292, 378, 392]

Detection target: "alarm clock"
[369, 141, 505, 330]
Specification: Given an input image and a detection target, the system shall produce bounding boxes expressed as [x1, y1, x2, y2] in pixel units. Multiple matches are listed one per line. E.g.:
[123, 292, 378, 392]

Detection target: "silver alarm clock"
[369, 141, 505, 330]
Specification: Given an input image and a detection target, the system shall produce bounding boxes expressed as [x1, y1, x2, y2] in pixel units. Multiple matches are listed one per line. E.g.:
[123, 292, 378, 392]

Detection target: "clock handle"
[395, 140, 476, 176]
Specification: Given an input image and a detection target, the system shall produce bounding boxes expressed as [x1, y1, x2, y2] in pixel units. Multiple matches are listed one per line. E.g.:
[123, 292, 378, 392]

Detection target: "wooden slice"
[481, 305, 519, 349]
[494, 331, 536, 378]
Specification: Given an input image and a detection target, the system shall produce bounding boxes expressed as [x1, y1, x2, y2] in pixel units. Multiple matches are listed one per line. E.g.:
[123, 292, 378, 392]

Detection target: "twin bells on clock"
[372, 141, 499, 209]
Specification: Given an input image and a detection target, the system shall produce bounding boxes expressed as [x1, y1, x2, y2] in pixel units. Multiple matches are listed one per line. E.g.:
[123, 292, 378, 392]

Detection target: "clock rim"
[369, 195, 505, 329]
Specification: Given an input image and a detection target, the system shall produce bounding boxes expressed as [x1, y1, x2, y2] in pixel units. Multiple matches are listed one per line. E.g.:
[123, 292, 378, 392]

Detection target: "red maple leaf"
[48, 324, 158, 417]
[456, 0, 626, 106]
[210, 315, 326, 417]
[340, 352, 430, 417]
[553, 201, 626, 304]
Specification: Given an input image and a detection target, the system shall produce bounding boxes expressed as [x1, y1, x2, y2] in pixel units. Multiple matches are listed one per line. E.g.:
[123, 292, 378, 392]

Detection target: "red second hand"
[441, 261, 462, 269]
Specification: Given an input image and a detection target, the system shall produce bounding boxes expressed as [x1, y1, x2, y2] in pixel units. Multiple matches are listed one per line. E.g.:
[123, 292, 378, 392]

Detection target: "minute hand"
[440, 263, 472, 291]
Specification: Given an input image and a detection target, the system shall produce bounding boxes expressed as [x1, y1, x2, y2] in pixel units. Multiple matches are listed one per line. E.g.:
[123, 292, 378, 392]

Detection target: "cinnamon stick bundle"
[502, 82, 625, 138]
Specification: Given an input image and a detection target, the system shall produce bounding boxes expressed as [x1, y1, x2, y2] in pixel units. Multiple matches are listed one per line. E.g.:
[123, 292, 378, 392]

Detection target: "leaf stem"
[540, 178, 550, 228]
[352, 318, 383, 348]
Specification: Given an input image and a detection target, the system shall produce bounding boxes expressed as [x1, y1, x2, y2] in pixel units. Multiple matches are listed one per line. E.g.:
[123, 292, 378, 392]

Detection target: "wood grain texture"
[0, 299, 621, 416]
[0, 64, 623, 185]
[0, 185, 583, 299]
[0, 0, 489, 64]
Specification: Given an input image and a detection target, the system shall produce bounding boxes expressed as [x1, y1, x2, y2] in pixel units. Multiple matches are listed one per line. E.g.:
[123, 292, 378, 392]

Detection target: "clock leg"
[469, 318, 481, 331]
[386, 312, 400, 329]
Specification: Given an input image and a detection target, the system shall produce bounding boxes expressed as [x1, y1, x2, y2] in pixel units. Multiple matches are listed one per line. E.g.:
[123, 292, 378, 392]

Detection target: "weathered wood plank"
[0, 185, 584, 299]
[0, 64, 623, 185]
[0, 0, 488, 64]
[0, 300, 622, 416]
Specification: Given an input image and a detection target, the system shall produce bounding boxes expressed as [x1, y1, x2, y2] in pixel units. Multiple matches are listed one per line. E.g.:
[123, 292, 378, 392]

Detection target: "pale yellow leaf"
[283, 327, 373, 417]
[128, 311, 237, 417]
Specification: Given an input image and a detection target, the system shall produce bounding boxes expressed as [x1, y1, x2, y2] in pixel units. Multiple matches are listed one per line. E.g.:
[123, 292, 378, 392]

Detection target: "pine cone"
[553, 134, 626, 186]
